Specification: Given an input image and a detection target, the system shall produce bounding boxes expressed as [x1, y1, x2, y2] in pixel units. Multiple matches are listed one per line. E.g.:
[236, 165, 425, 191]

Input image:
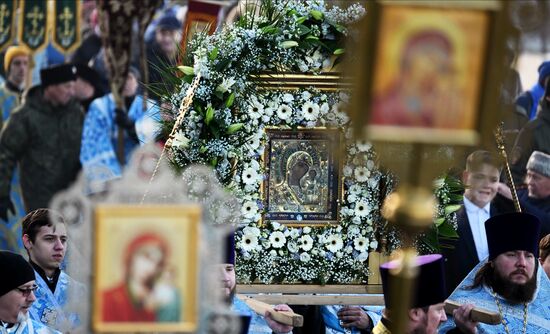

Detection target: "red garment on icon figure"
[102, 284, 156, 322]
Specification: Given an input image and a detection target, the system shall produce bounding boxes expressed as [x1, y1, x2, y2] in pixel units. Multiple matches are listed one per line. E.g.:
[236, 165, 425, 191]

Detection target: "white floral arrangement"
[165, 0, 400, 283]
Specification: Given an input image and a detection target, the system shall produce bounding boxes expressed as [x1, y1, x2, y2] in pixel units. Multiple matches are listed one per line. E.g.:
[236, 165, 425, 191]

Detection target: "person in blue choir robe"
[21, 209, 85, 332]
[80, 66, 160, 187]
[0, 46, 31, 253]
[221, 233, 294, 334]
[440, 212, 550, 333]
[372, 254, 448, 334]
[0, 251, 61, 334]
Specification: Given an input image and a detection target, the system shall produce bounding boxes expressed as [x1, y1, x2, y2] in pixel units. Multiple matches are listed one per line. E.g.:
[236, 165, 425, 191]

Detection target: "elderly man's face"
[0, 281, 37, 323]
[526, 170, 550, 199]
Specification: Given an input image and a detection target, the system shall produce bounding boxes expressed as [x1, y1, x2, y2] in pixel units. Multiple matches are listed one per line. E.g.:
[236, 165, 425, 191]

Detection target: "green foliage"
[417, 174, 464, 254]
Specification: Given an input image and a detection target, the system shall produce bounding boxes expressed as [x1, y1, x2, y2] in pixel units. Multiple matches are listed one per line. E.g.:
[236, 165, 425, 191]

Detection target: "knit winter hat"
[527, 151, 550, 178]
[4, 46, 30, 72]
[0, 251, 35, 297]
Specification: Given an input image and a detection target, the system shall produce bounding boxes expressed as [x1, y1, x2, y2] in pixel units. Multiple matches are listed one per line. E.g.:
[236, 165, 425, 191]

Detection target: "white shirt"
[463, 197, 491, 261]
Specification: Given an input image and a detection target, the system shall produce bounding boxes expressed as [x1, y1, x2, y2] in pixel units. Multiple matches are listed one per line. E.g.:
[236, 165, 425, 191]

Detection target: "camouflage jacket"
[0, 85, 84, 211]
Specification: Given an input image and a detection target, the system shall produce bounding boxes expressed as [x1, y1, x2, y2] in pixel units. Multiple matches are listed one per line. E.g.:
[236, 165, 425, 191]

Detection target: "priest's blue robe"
[29, 271, 86, 332]
[0, 317, 61, 334]
[439, 260, 550, 333]
[80, 93, 160, 184]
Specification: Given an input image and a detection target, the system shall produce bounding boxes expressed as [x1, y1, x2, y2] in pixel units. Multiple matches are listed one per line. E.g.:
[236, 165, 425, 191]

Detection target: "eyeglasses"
[14, 285, 38, 297]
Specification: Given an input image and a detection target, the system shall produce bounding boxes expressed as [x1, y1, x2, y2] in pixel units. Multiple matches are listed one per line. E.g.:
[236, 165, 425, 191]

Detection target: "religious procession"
[0, 0, 550, 333]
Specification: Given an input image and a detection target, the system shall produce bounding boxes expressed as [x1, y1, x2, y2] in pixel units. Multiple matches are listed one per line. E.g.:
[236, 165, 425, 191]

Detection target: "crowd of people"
[1, 2, 550, 334]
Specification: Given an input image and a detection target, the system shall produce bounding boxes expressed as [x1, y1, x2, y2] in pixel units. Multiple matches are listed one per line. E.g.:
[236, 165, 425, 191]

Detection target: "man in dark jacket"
[0, 64, 83, 218]
[510, 77, 550, 184]
[145, 14, 182, 101]
[498, 150, 550, 239]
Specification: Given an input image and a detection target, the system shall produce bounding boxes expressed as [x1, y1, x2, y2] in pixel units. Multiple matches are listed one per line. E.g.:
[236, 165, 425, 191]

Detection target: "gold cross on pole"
[0, 4, 10, 34]
[26, 6, 44, 34]
[59, 6, 73, 36]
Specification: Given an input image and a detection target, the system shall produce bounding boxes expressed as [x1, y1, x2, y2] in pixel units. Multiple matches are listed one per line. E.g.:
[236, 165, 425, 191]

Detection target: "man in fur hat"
[440, 212, 550, 333]
[498, 150, 550, 238]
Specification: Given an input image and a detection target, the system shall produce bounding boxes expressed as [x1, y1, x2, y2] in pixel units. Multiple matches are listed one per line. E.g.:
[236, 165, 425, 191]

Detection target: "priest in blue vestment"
[0, 251, 61, 333]
[440, 212, 550, 333]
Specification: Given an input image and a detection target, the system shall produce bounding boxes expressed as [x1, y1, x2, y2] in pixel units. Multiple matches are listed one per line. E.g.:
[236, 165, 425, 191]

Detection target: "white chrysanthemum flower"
[356, 139, 372, 152]
[302, 91, 312, 100]
[325, 234, 343, 253]
[248, 100, 264, 119]
[300, 252, 311, 262]
[320, 102, 329, 113]
[303, 226, 311, 234]
[354, 167, 370, 182]
[271, 221, 282, 230]
[343, 165, 353, 177]
[299, 235, 314, 251]
[282, 93, 294, 103]
[353, 237, 369, 252]
[355, 200, 369, 217]
[356, 252, 369, 262]
[277, 104, 292, 120]
[370, 240, 379, 250]
[302, 102, 320, 121]
[288, 241, 299, 253]
[246, 133, 261, 151]
[241, 167, 259, 185]
[269, 231, 286, 248]
[243, 226, 260, 237]
[368, 177, 379, 188]
[348, 225, 360, 236]
[269, 249, 277, 256]
[240, 234, 258, 252]
[366, 159, 375, 170]
[172, 130, 190, 149]
[289, 229, 300, 239]
[241, 201, 259, 219]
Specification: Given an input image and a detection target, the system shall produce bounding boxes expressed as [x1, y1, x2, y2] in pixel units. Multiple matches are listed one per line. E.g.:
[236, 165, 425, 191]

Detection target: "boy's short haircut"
[21, 208, 65, 242]
[465, 150, 501, 172]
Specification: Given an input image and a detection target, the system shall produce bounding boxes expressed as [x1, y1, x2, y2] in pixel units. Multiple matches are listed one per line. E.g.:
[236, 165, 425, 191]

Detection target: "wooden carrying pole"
[444, 300, 501, 325]
[237, 294, 304, 327]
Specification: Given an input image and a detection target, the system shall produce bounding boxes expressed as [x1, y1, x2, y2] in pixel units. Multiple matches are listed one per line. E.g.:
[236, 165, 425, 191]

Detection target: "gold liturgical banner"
[0, 0, 17, 52]
[51, 0, 81, 54]
[18, 0, 49, 52]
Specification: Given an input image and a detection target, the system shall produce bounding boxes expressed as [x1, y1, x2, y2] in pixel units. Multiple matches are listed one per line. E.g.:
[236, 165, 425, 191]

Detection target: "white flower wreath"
[166, 0, 402, 283]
